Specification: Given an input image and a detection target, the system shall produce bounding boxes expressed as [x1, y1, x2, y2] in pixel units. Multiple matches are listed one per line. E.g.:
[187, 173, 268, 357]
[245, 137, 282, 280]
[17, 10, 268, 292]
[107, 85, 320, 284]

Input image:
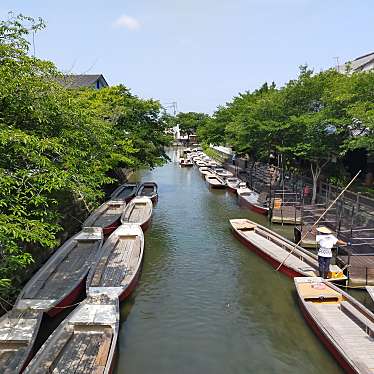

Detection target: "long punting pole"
[275, 170, 362, 272]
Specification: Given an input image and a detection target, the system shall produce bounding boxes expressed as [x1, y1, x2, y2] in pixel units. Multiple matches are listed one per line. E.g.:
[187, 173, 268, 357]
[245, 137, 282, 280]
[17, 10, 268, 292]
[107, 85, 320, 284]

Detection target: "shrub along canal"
[115, 149, 342, 373]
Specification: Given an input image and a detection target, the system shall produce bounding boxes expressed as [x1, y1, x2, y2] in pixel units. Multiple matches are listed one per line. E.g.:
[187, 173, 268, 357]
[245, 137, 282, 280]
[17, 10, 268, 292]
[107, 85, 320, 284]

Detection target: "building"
[57, 74, 109, 89]
[337, 52, 374, 74]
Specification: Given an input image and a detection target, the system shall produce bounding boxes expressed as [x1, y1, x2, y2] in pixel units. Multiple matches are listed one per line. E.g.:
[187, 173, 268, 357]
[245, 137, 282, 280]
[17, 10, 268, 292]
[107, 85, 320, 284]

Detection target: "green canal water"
[115, 149, 343, 374]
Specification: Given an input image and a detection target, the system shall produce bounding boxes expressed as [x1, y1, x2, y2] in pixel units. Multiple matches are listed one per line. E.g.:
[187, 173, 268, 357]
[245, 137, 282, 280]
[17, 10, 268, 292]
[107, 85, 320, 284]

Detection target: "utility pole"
[163, 101, 179, 141]
[164, 101, 178, 116]
[334, 56, 340, 72]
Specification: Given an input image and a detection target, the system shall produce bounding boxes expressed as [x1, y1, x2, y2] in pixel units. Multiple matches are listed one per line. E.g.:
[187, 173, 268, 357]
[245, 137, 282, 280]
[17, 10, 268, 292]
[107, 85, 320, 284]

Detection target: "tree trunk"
[310, 159, 329, 204]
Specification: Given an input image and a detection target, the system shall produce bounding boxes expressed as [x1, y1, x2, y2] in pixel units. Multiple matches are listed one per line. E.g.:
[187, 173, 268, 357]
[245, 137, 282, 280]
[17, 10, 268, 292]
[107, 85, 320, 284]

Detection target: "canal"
[115, 149, 342, 373]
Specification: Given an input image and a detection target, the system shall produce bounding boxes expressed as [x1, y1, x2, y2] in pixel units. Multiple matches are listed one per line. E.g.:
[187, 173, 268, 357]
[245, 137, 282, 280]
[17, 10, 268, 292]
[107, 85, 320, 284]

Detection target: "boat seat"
[340, 301, 374, 337]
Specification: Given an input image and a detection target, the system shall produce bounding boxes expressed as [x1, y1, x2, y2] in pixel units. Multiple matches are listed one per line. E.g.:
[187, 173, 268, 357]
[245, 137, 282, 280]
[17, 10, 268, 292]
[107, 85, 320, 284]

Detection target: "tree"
[175, 112, 210, 143]
[0, 13, 171, 303]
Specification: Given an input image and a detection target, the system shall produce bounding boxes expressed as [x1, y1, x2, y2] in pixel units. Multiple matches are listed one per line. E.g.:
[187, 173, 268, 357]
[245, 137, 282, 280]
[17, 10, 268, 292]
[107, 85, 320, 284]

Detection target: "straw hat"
[317, 226, 332, 234]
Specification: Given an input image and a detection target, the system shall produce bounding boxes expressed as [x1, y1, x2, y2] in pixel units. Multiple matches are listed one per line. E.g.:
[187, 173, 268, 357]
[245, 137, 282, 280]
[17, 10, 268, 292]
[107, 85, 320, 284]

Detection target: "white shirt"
[316, 234, 338, 258]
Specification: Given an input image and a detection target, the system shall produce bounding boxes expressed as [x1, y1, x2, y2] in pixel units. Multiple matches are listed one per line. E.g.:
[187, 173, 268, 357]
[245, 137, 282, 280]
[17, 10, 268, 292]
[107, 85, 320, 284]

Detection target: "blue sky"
[1, 1, 373, 113]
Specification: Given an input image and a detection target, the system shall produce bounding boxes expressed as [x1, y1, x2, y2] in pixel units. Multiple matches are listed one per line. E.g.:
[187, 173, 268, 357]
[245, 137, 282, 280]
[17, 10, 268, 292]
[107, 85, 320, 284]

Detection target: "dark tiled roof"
[57, 74, 109, 88]
[337, 52, 374, 73]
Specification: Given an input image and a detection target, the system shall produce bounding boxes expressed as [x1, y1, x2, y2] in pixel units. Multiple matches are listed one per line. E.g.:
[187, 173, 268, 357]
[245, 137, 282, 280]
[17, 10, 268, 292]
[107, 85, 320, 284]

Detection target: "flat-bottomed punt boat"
[121, 196, 153, 231]
[0, 309, 43, 373]
[237, 190, 269, 215]
[206, 160, 221, 168]
[136, 182, 158, 203]
[214, 168, 233, 179]
[83, 200, 126, 235]
[226, 177, 242, 193]
[87, 224, 144, 301]
[195, 160, 207, 167]
[24, 294, 119, 374]
[110, 183, 138, 202]
[230, 219, 346, 281]
[16, 228, 103, 317]
[199, 166, 213, 176]
[295, 277, 374, 373]
[179, 158, 193, 167]
[205, 174, 226, 189]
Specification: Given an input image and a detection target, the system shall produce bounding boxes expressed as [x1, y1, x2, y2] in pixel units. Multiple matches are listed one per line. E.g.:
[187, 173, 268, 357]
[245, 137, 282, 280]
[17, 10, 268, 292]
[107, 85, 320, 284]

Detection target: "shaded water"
[115, 149, 342, 373]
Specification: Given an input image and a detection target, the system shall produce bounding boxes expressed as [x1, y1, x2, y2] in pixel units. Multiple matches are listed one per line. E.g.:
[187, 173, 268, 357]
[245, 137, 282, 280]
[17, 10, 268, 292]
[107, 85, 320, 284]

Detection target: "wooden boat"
[196, 160, 207, 167]
[199, 166, 213, 176]
[0, 309, 43, 373]
[121, 196, 153, 231]
[236, 183, 250, 194]
[24, 294, 119, 374]
[16, 228, 103, 317]
[214, 168, 233, 179]
[179, 158, 193, 167]
[207, 160, 221, 168]
[237, 190, 269, 215]
[230, 219, 346, 281]
[110, 183, 138, 202]
[136, 182, 158, 203]
[205, 173, 226, 189]
[83, 200, 125, 235]
[87, 224, 144, 301]
[295, 277, 374, 373]
[192, 156, 201, 163]
[226, 177, 242, 192]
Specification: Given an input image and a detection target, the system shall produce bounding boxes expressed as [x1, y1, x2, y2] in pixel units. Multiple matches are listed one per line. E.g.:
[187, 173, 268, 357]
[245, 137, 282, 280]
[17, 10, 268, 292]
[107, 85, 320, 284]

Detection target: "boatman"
[314, 226, 347, 279]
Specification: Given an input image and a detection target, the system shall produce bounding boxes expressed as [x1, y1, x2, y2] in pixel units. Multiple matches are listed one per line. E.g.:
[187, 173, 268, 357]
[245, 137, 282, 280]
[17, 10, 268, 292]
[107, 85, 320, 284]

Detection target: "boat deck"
[24, 296, 118, 374]
[123, 204, 151, 224]
[91, 206, 122, 227]
[90, 236, 141, 288]
[112, 186, 136, 200]
[241, 193, 259, 205]
[241, 230, 317, 276]
[138, 186, 155, 197]
[32, 327, 112, 374]
[22, 241, 94, 301]
[206, 176, 225, 186]
[310, 302, 374, 371]
[0, 309, 41, 373]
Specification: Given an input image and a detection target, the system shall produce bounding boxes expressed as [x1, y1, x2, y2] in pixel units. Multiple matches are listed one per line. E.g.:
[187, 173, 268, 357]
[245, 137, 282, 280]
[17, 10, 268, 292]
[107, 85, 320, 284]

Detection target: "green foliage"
[172, 111, 210, 144]
[195, 66, 374, 203]
[203, 147, 227, 163]
[0, 13, 171, 303]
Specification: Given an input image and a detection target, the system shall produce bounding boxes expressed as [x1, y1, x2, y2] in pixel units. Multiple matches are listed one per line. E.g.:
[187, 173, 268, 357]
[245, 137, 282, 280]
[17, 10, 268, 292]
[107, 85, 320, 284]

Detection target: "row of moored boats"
[181, 149, 270, 215]
[182, 148, 374, 373]
[0, 181, 158, 373]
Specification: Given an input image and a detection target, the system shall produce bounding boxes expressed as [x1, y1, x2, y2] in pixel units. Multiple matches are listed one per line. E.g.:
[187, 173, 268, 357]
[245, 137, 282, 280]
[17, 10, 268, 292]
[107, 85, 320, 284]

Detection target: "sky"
[1, 1, 373, 114]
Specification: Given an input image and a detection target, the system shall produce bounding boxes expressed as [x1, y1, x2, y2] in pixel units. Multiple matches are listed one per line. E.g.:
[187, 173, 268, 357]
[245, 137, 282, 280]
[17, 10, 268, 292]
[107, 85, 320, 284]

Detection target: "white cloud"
[113, 15, 141, 31]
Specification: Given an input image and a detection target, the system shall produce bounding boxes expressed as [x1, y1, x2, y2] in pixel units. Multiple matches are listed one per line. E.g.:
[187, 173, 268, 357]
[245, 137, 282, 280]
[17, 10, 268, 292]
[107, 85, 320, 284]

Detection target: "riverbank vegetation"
[195, 66, 374, 202]
[0, 14, 171, 305]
